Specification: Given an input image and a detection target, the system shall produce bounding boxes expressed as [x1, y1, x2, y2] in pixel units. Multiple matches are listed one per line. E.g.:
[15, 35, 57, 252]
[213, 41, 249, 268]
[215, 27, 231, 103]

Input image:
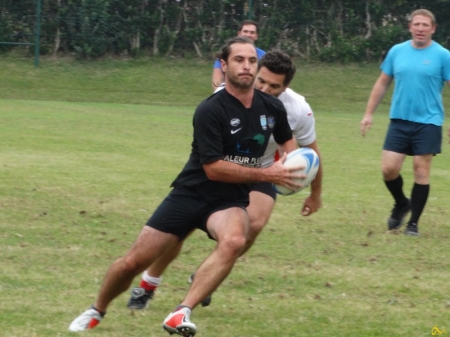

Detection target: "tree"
[4, 0, 450, 61]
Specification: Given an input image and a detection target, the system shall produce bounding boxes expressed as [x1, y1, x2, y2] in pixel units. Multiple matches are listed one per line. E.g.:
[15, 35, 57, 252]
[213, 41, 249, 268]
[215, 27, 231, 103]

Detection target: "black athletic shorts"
[250, 182, 277, 200]
[383, 119, 442, 155]
[146, 186, 247, 240]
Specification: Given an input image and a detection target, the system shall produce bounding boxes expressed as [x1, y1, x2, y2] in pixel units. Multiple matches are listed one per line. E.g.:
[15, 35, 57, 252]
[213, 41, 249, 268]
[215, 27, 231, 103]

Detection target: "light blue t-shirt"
[381, 40, 450, 126]
[213, 47, 266, 68]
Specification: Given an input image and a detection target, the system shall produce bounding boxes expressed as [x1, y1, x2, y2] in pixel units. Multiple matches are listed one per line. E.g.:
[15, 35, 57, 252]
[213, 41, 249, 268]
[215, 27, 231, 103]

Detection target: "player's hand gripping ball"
[273, 147, 320, 196]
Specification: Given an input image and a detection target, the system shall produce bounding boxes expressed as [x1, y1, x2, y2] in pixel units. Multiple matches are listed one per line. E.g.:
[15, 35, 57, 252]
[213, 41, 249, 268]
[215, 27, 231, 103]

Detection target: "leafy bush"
[5, 0, 450, 62]
[60, 0, 110, 58]
[0, 13, 14, 52]
[366, 24, 408, 61]
[319, 35, 368, 63]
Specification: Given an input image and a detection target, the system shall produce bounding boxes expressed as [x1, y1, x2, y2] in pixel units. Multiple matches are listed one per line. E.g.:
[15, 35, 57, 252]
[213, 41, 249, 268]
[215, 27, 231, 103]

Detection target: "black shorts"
[250, 182, 277, 200]
[383, 119, 442, 156]
[146, 186, 247, 240]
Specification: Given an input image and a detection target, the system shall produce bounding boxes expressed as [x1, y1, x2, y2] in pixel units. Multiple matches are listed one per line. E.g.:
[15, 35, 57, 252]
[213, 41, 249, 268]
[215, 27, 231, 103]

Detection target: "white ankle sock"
[142, 271, 162, 286]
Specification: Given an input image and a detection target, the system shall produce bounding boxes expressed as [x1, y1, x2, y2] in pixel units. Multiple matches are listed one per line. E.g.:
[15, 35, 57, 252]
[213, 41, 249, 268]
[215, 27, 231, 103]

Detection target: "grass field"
[1, 56, 450, 337]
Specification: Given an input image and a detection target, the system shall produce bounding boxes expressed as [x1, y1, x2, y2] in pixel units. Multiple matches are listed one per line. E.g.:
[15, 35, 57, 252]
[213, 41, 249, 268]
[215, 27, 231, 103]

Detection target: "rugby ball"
[273, 147, 320, 196]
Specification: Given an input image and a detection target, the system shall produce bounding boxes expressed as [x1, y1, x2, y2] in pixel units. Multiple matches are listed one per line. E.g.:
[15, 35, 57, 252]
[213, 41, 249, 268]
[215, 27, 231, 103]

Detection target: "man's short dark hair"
[238, 20, 259, 33]
[258, 50, 296, 86]
[217, 36, 255, 63]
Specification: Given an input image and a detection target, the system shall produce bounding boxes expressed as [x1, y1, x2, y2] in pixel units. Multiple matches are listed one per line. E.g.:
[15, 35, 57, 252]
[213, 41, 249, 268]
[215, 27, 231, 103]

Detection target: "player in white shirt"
[262, 88, 317, 167]
[126, 50, 323, 311]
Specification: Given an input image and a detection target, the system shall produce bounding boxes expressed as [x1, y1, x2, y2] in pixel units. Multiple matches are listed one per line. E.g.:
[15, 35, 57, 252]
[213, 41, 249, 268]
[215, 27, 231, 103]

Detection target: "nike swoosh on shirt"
[231, 128, 242, 134]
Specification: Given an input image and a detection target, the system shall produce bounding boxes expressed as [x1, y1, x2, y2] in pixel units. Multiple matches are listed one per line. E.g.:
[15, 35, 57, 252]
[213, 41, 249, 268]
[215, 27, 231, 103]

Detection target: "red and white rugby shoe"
[163, 307, 197, 336]
[68, 307, 104, 332]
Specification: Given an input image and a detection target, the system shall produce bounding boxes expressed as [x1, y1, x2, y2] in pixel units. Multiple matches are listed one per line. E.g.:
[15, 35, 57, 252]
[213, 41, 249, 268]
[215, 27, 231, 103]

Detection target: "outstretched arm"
[360, 72, 393, 137]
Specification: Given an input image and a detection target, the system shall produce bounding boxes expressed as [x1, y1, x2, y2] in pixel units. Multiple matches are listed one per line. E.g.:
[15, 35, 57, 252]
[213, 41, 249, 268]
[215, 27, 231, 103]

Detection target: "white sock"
[142, 271, 162, 286]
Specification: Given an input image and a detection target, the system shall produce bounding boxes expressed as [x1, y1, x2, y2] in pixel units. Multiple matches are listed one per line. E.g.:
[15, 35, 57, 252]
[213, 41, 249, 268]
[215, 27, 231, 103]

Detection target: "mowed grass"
[1, 57, 450, 337]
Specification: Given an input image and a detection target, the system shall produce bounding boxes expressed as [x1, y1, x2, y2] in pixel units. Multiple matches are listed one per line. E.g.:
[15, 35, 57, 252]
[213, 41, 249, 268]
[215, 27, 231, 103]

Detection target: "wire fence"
[1, 1, 449, 64]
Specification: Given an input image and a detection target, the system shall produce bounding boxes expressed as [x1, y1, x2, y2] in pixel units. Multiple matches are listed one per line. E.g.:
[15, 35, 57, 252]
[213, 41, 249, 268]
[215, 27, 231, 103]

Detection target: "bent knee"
[119, 256, 147, 275]
[218, 234, 247, 258]
[248, 220, 265, 241]
[382, 166, 400, 181]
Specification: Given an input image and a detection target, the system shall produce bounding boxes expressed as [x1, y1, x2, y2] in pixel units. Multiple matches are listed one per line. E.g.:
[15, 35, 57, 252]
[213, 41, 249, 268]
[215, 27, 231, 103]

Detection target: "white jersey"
[261, 88, 316, 168]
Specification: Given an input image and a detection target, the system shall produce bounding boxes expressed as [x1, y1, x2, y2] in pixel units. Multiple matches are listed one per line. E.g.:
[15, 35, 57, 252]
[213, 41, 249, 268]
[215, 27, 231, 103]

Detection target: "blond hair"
[409, 9, 436, 26]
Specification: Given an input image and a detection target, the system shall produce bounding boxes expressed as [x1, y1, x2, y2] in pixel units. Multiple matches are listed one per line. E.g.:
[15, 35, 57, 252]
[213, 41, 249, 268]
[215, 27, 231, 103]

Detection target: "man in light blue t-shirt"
[211, 20, 266, 91]
[360, 9, 450, 236]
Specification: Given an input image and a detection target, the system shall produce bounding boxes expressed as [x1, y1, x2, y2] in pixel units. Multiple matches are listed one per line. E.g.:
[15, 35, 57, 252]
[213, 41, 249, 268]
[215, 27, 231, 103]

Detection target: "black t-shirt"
[171, 89, 292, 203]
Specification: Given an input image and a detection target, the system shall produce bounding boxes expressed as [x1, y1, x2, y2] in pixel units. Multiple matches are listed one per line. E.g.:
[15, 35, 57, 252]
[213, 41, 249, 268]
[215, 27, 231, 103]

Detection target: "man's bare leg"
[95, 226, 179, 311]
[240, 190, 275, 255]
[147, 240, 183, 276]
[133, 192, 273, 310]
[162, 207, 249, 336]
[178, 207, 249, 309]
[69, 226, 180, 332]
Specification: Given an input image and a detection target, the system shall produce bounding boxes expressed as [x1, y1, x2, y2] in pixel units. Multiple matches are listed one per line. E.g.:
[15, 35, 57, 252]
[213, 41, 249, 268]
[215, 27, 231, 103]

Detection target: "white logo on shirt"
[230, 118, 240, 127]
[231, 128, 242, 134]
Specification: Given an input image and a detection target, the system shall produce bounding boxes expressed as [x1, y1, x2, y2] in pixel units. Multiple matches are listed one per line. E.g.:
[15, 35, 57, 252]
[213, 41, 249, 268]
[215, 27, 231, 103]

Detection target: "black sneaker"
[404, 222, 420, 236]
[127, 287, 154, 310]
[387, 199, 411, 230]
[188, 274, 212, 307]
